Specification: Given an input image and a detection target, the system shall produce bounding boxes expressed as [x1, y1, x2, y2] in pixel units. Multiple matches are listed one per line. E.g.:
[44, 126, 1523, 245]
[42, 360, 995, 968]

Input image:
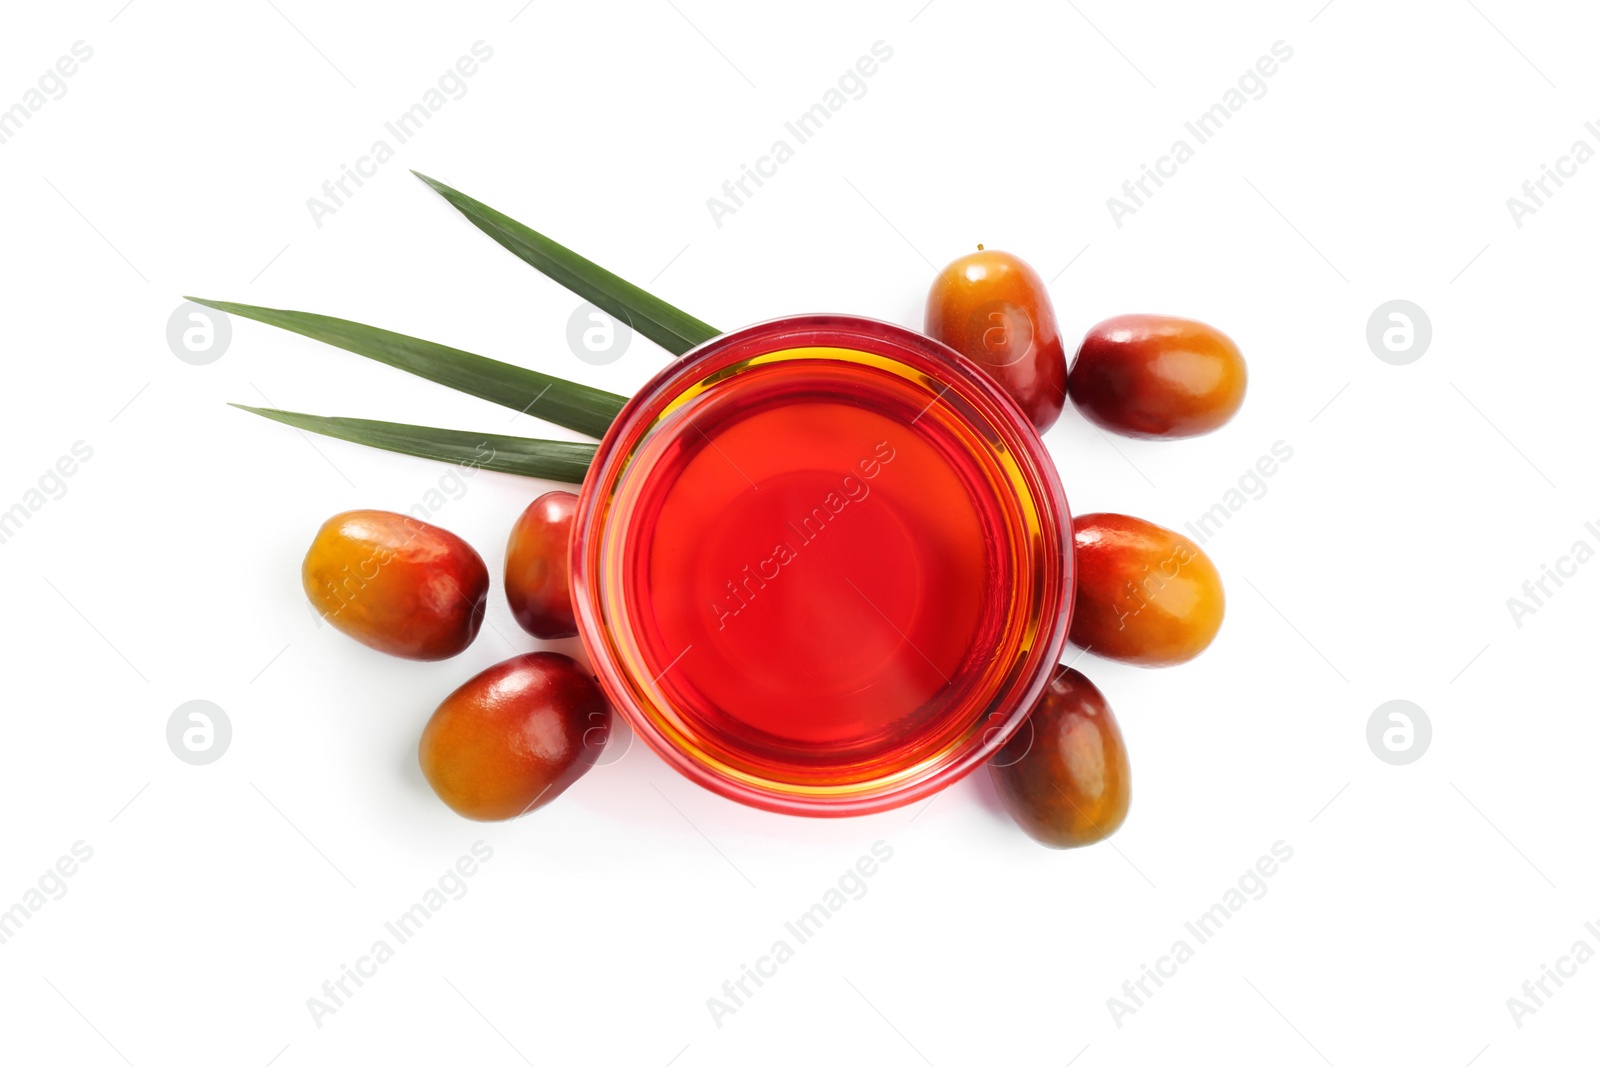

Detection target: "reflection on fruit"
[925, 248, 1068, 432]
[419, 652, 612, 821]
[1069, 512, 1224, 666]
[990, 666, 1130, 848]
[1068, 314, 1246, 438]
[506, 490, 579, 639]
[302, 509, 488, 661]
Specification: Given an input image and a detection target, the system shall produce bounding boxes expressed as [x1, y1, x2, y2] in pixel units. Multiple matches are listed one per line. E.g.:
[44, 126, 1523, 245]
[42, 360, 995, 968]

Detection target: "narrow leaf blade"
[191, 298, 626, 440]
[232, 405, 595, 484]
[413, 171, 719, 356]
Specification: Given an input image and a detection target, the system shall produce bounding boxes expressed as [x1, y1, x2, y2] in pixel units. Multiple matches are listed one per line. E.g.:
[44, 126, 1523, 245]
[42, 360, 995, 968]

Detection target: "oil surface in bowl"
[604, 350, 1029, 787]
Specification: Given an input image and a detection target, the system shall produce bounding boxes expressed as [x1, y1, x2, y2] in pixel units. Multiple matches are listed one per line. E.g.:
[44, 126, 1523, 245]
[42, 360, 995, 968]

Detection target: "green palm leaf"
[413, 171, 719, 356]
[232, 405, 595, 484]
[191, 298, 627, 440]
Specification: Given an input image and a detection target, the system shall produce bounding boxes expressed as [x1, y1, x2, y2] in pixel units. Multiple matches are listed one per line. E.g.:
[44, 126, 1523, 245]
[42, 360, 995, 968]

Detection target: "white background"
[1, 1, 1596, 1064]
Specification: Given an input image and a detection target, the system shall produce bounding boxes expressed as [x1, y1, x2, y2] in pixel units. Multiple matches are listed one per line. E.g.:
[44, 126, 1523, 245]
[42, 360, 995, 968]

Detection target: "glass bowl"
[570, 314, 1072, 816]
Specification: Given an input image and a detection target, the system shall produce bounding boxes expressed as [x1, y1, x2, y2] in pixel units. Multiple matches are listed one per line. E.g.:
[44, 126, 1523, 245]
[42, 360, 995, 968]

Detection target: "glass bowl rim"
[569, 312, 1074, 817]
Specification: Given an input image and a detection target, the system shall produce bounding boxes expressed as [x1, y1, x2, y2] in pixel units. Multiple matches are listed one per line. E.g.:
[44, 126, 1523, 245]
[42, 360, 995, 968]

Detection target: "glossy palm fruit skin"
[1067, 315, 1246, 438]
[303, 510, 488, 661]
[419, 652, 612, 821]
[925, 249, 1068, 432]
[505, 491, 578, 639]
[1069, 513, 1224, 666]
[990, 666, 1130, 848]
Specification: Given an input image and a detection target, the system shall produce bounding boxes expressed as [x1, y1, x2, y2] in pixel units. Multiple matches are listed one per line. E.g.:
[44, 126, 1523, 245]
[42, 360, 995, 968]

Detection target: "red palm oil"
[572, 316, 1073, 816]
